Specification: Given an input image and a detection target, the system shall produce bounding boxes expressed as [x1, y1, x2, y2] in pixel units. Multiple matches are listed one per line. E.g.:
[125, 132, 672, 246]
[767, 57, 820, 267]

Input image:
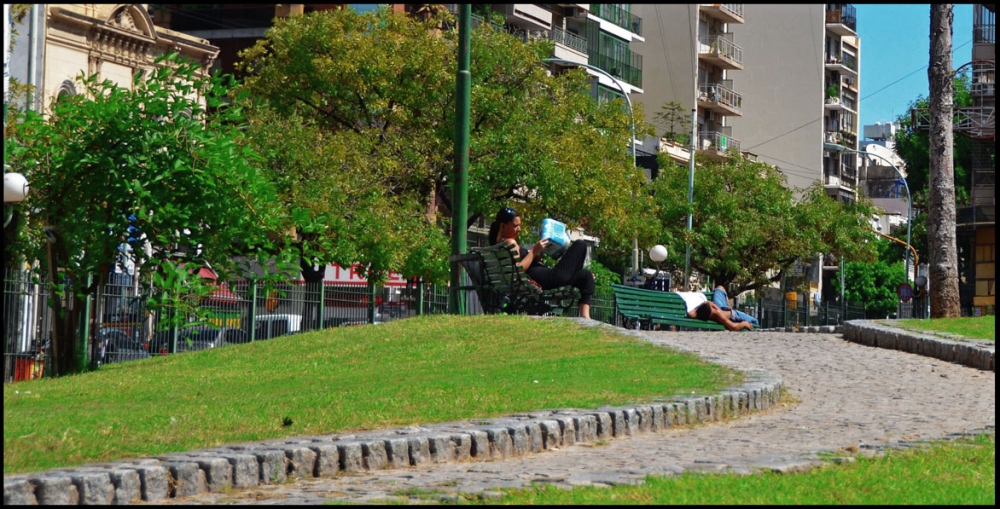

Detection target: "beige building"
[9, 4, 218, 114]
[632, 4, 862, 203]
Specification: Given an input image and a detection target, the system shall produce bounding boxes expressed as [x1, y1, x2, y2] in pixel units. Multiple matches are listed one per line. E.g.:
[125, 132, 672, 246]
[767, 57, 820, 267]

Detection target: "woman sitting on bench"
[677, 286, 758, 331]
[488, 207, 596, 319]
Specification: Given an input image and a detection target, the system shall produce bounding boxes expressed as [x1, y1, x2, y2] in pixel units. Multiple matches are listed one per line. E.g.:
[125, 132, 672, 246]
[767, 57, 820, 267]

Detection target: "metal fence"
[3, 268, 455, 383]
[9, 264, 983, 384]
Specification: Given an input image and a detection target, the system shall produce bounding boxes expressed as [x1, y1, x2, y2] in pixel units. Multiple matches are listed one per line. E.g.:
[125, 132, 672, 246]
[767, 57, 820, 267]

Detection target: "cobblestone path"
[161, 331, 995, 505]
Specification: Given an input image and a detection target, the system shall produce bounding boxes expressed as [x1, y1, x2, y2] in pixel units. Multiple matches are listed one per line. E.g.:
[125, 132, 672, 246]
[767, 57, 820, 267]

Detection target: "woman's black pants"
[526, 240, 595, 305]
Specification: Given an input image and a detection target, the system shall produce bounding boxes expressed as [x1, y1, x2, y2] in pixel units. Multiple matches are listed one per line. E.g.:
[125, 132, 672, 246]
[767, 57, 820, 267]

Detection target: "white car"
[254, 314, 302, 340]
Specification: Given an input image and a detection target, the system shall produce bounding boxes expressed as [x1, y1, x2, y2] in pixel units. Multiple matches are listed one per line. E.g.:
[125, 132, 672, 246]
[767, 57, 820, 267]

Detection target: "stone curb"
[842, 320, 994, 372]
[3, 321, 784, 506]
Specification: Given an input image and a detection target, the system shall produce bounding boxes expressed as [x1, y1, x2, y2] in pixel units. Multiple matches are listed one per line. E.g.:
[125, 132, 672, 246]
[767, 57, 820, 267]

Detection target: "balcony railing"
[699, 83, 742, 114]
[698, 35, 744, 68]
[826, 4, 857, 33]
[549, 25, 588, 54]
[592, 4, 643, 36]
[719, 4, 744, 19]
[698, 131, 741, 154]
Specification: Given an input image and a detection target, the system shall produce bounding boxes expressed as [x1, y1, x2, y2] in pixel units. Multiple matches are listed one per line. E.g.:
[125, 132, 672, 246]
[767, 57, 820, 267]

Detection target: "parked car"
[254, 314, 302, 340]
[99, 327, 151, 365]
[148, 326, 248, 355]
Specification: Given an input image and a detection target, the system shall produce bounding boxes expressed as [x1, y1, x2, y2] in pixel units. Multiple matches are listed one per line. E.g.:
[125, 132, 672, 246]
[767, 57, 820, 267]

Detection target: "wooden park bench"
[451, 240, 580, 316]
[611, 284, 729, 331]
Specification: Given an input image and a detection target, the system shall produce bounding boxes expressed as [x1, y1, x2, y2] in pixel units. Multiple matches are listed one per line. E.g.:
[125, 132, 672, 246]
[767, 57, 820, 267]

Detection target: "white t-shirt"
[676, 292, 708, 313]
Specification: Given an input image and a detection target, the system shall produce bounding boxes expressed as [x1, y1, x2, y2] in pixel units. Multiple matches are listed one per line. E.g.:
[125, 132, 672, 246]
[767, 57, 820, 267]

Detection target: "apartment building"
[633, 5, 861, 201]
[630, 3, 745, 175]
[727, 4, 861, 202]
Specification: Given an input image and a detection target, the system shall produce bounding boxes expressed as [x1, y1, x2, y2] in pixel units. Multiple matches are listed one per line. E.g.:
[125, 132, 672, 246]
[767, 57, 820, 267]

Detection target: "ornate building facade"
[8, 4, 218, 113]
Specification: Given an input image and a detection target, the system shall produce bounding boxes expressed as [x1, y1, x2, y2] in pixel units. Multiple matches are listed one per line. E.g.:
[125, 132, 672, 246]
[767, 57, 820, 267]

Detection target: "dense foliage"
[4, 54, 293, 373]
[235, 7, 656, 281]
[650, 155, 878, 294]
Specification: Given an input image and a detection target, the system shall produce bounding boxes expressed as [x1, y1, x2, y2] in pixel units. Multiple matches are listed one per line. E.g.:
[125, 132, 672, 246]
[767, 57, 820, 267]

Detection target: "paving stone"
[307, 443, 341, 477]
[337, 443, 364, 473]
[197, 453, 258, 488]
[406, 436, 431, 467]
[460, 430, 490, 461]
[132, 465, 170, 502]
[538, 420, 562, 450]
[285, 447, 318, 479]
[425, 434, 454, 464]
[360, 441, 387, 471]
[483, 428, 513, 460]
[506, 425, 529, 457]
[449, 434, 474, 462]
[106, 468, 142, 505]
[249, 450, 288, 485]
[178, 457, 232, 492]
[571, 415, 596, 443]
[594, 410, 624, 438]
[524, 422, 544, 454]
[650, 405, 664, 431]
[633, 406, 650, 433]
[379, 438, 409, 469]
[29, 475, 78, 505]
[69, 470, 114, 505]
[163, 461, 207, 498]
[3, 478, 37, 506]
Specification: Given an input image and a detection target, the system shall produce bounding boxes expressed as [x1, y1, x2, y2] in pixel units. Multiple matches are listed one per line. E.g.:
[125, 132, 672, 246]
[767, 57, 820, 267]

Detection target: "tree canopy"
[4, 54, 293, 373]
[650, 155, 878, 294]
[235, 7, 655, 280]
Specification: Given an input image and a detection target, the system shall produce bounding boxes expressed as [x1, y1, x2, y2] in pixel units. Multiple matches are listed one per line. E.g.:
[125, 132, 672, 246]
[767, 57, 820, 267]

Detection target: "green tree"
[893, 73, 974, 205]
[832, 253, 908, 318]
[650, 155, 878, 294]
[4, 54, 292, 375]
[654, 100, 691, 146]
[235, 7, 655, 279]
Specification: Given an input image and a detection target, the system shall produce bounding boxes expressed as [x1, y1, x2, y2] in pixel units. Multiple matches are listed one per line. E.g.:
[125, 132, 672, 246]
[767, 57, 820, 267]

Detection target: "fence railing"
[3, 268, 453, 383]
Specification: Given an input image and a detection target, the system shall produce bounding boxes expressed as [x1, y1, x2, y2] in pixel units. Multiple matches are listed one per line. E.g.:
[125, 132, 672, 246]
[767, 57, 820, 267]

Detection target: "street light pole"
[542, 58, 637, 271]
[449, 4, 471, 315]
[824, 142, 912, 283]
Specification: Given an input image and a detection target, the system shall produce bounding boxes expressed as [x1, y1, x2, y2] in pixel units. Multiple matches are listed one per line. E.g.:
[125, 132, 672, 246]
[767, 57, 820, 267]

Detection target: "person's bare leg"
[579, 303, 591, 320]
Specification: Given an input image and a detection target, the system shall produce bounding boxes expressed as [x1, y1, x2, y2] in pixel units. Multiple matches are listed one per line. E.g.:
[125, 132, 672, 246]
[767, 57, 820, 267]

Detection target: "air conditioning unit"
[972, 82, 995, 96]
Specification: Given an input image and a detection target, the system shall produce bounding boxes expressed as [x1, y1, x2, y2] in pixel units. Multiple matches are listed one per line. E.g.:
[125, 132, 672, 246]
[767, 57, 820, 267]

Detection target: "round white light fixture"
[4, 172, 30, 203]
[649, 244, 668, 263]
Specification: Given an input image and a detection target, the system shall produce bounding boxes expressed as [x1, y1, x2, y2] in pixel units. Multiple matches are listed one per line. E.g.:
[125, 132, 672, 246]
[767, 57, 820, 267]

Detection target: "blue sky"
[856, 4, 974, 130]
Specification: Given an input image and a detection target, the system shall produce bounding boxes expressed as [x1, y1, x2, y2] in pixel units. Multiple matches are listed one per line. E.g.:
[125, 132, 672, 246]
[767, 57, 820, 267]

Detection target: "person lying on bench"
[676, 286, 759, 331]
[488, 207, 596, 320]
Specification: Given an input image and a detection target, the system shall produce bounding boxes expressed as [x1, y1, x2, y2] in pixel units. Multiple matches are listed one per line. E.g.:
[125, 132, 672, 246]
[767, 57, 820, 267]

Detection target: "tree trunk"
[927, 4, 961, 318]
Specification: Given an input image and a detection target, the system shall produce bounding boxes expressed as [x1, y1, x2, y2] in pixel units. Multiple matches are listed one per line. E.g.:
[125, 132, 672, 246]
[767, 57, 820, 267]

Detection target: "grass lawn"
[477, 433, 995, 505]
[893, 316, 995, 341]
[3, 315, 741, 475]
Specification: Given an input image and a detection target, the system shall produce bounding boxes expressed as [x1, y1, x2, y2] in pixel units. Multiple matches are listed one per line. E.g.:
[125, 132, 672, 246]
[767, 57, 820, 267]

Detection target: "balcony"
[697, 131, 741, 159]
[698, 35, 743, 70]
[591, 4, 643, 36]
[826, 4, 857, 37]
[825, 52, 858, 78]
[549, 25, 589, 55]
[700, 4, 745, 25]
[590, 50, 643, 89]
[697, 82, 742, 116]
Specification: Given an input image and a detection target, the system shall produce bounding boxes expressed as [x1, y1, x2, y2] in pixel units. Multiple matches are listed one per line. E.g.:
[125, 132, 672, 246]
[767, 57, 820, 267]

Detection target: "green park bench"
[452, 240, 580, 316]
[611, 284, 729, 331]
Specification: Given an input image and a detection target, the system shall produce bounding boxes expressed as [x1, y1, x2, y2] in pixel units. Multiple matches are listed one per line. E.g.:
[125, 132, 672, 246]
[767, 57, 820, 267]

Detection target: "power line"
[861, 38, 972, 103]
[743, 118, 822, 151]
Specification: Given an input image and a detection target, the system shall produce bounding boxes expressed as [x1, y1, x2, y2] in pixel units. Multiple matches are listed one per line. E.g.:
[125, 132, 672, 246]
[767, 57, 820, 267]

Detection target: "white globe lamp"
[4, 172, 29, 203]
[649, 245, 668, 263]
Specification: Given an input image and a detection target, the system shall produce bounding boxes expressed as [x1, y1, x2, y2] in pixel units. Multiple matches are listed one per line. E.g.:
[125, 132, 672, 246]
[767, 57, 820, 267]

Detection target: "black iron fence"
[3, 268, 453, 383]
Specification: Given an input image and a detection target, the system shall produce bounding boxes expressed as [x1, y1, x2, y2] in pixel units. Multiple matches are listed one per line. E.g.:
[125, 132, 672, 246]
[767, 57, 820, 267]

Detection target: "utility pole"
[927, 4, 961, 317]
[448, 4, 471, 315]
